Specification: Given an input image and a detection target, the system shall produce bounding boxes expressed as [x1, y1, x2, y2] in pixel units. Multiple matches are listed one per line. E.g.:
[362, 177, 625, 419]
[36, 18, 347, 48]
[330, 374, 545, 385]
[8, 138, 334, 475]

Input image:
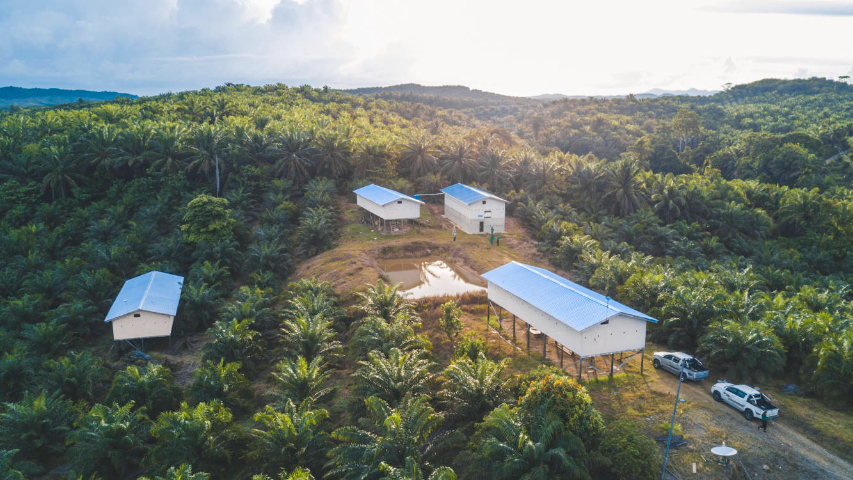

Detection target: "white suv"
[652, 351, 709, 381]
[711, 382, 779, 421]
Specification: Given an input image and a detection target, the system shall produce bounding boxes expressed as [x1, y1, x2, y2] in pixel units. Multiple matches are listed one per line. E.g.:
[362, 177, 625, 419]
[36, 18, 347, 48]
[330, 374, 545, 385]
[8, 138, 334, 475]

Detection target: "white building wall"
[111, 310, 174, 340]
[356, 195, 421, 220]
[444, 195, 506, 234]
[488, 283, 646, 357]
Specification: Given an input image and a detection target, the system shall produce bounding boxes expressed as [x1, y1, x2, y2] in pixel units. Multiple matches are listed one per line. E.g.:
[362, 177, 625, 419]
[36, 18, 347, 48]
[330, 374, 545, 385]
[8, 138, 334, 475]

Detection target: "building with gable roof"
[482, 261, 657, 378]
[441, 183, 507, 234]
[105, 271, 184, 342]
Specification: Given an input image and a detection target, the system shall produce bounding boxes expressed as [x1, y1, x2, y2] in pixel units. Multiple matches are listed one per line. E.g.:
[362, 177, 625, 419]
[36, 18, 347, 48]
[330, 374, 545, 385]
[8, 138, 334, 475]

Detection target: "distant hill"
[342, 83, 529, 102]
[0, 86, 137, 109]
[644, 87, 719, 97]
[527, 88, 719, 101]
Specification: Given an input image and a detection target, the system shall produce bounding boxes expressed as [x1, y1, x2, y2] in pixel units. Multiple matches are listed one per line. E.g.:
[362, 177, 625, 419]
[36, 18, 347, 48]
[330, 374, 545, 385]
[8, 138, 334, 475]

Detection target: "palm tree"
[438, 353, 510, 425]
[650, 173, 686, 224]
[699, 321, 784, 380]
[80, 124, 119, 171]
[400, 132, 439, 179]
[356, 280, 418, 322]
[298, 207, 336, 256]
[178, 94, 209, 122]
[201, 319, 264, 369]
[351, 315, 430, 359]
[602, 158, 645, 216]
[313, 130, 351, 179]
[354, 139, 393, 178]
[273, 128, 316, 186]
[660, 286, 725, 350]
[476, 148, 510, 191]
[354, 348, 433, 406]
[327, 395, 446, 480]
[67, 402, 150, 478]
[280, 313, 342, 362]
[40, 145, 85, 200]
[471, 404, 589, 480]
[249, 400, 331, 476]
[189, 359, 252, 411]
[441, 140, 475, 183]
[779, 188, 824, 235]
[188, 125, 225, 196]
[147, 401, 240, 473]
[271, 356, 333, 406]
[811, 330, 853, 402]
[115, 125, 155, 173]
[149, 124, 187, 175]
[380, 457, 457, 480]
[107, 364, 181, 417]
[0, 391, 77, 464]
[524, 157, 561, 193]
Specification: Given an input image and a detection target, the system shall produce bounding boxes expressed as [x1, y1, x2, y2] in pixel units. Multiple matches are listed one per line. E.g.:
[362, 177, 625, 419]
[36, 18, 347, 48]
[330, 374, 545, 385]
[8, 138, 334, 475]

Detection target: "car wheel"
[653, 359, 661, 369]
[744, 409, 754, 421]
[713, 391, 722, 402]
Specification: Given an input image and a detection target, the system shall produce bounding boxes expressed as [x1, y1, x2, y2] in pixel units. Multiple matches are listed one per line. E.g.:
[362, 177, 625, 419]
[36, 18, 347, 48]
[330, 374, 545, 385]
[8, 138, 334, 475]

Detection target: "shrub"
[454, 332, 488, 361]
[595, 420, 659, 480]
[518, 374, 605, 447]
[439, 301, 463, 347]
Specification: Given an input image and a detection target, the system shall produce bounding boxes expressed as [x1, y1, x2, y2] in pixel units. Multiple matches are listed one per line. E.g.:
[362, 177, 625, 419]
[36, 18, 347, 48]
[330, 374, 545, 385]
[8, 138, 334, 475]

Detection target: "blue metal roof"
[481, 262, 656, 331]
[105, 271, 184, 322]
[441, 183, 506, 204]
[354, 184, 424, 205]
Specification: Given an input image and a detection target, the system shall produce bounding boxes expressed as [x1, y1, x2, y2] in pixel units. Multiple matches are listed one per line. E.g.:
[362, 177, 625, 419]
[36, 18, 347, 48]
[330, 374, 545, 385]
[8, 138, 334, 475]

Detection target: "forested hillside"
[1, 78, 852, 479]
[0, 87, 137, 110]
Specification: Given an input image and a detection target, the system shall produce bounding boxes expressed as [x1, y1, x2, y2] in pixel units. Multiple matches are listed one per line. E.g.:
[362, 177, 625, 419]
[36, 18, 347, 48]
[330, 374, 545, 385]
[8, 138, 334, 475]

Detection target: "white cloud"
[0, 0, 850, 96]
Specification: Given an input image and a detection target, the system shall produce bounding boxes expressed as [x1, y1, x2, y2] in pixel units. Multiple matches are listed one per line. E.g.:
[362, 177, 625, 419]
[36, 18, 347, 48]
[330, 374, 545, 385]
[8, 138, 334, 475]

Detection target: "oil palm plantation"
[470, 404, 590, 480]
[280, 313, 342, 362]
[149, 124, 188, 175]
[66, 401, 150, 478]
[327, 395, 446, 480]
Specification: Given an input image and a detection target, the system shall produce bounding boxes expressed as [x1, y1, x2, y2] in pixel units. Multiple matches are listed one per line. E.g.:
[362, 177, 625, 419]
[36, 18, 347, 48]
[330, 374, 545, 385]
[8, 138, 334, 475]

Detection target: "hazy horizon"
[3, 1, 852, 97]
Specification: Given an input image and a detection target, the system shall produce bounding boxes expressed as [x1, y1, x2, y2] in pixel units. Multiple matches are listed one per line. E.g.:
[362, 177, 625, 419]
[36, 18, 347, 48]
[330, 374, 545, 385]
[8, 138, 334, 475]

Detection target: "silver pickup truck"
[652, 351, 710, 381]
[711, 382, 779, 421]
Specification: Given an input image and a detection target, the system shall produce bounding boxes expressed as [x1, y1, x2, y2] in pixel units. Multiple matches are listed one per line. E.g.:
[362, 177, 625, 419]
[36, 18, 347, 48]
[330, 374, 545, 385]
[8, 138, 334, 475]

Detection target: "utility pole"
[661, 364, 685, 479]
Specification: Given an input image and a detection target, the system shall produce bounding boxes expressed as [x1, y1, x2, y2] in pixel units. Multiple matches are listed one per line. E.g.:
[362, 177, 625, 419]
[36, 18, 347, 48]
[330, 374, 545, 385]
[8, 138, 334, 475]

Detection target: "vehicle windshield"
[684, 358, 704, 370]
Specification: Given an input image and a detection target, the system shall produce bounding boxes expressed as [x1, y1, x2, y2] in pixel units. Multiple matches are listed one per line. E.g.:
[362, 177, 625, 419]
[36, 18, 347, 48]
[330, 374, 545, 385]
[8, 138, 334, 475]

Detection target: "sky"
[1, 0, 852, 97]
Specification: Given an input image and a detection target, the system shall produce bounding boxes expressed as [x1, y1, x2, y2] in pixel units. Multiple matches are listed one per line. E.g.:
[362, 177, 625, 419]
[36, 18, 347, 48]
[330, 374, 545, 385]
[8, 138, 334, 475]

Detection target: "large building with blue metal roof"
[482, 261, 657, 377]
[354, 184, 423, 230]
[441, 183, 506, 234]
[105, 271, 184, 341]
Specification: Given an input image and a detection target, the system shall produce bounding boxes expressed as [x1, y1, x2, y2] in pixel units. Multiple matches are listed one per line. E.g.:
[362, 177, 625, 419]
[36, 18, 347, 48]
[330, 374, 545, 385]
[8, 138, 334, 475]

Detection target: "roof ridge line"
[139, 272, 156, 310]
[511, 261, 617, 313]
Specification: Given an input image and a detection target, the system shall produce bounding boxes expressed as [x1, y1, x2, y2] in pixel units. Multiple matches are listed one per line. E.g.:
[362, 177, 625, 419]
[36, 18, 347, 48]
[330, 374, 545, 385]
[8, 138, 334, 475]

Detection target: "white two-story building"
[441, 183, 507, 234]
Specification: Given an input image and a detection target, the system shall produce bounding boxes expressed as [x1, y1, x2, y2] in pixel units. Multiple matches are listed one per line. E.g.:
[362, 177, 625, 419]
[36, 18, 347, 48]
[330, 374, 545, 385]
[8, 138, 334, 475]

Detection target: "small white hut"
[354, 184, 423, 231]
[482, 261, 657, 378]
[105, 271, 184, 343]
[441, 183, 507, 234]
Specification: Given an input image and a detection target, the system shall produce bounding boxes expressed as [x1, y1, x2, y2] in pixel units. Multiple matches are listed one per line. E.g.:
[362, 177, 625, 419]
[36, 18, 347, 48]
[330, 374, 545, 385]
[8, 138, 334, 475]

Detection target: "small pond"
[377, 257, 486, 299]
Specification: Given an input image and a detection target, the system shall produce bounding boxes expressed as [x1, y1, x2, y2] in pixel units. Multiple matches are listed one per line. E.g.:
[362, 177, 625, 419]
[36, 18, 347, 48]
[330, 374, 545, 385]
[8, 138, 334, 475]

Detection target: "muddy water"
[377, 257, 486, 299]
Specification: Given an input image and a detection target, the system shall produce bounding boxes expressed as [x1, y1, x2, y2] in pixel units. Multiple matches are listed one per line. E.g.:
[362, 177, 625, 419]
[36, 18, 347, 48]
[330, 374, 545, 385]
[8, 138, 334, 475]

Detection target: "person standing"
[758, 411, 768, 432]
[491, 225, 494, 236]
[490, 234, 494, 246]
[452, 226, 457, 242]
[496, 236, 500, 246]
